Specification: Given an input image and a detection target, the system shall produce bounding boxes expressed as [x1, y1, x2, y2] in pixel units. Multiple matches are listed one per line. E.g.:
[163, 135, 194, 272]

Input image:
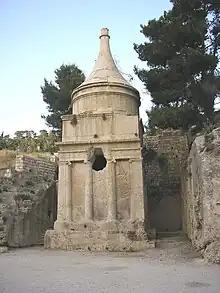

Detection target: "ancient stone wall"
[0, 154, 58, 250]
[15, 154, 57, 180]
[181, 128, 220, 263]
[142, 130, 188, 232]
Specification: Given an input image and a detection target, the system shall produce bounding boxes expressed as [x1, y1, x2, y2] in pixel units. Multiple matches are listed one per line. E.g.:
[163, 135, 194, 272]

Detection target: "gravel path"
[0, 246, 220, 293]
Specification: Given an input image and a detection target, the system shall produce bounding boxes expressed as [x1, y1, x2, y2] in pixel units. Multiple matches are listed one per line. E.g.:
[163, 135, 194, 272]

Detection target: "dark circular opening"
[92, 154, 107, 171]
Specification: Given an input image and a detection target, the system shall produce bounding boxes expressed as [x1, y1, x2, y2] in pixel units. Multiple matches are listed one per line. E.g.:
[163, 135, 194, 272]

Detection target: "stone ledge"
[57, 137, 141, 146]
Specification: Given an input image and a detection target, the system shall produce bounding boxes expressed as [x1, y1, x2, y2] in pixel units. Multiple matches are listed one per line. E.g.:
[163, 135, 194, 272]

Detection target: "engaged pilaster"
[65, 161, 72, 222]
[84, 161, 93, 221]
[56, 161, 72, 224]
[56, 162, 66, 223]
[107, 160, 117, 221]
[129, 158, 145, 221]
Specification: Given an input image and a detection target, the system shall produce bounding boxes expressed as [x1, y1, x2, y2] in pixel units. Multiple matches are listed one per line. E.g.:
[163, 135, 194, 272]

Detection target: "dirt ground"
[0, 244, 220, 293]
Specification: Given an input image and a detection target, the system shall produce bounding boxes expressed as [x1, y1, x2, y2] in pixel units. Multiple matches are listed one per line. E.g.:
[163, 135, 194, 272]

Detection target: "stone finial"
[100, 28, 110, 38]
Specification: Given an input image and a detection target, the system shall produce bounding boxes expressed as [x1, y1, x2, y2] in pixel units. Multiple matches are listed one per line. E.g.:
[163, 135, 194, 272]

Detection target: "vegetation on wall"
[134, 0, 220, 131]
[0, 130, 59, 154]
[41, 64, 85, 135]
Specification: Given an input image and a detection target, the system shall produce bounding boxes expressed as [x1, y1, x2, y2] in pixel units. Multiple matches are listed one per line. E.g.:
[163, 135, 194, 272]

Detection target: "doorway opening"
[90, 148, 107, 171]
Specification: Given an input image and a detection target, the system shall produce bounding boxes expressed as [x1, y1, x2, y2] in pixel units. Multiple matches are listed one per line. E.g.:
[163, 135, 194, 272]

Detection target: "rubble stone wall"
[15, 155, 57, 180]
[142, 130, 188, 232]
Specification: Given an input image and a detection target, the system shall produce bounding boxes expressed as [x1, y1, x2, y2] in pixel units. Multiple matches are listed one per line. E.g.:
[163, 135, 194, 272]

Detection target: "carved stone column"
[56, 162, 65, 223]
[107, 160, 117, 221]
[85, 161, 93, 221]
[129, 158, 145, 221]
[56, 161, 72, 224]
[65, 161, 72, 222]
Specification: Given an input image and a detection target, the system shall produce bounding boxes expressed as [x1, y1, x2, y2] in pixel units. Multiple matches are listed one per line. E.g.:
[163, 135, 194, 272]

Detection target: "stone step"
[156, 231, 186, 239]
[156, 231, 189, 249]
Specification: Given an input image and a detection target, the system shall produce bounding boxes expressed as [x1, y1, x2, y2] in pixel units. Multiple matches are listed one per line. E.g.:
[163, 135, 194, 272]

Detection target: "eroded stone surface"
[204, 241, 220, 264]
[0, 246, 8, 253]
[181, 127, 220, 263]
[0, 155, 57, 248]
[45, 220, 153, 251]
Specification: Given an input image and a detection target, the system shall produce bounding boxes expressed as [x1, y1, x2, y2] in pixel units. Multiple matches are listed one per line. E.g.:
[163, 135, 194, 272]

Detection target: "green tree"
[41, 64, 85, 134]
[0, 129, 59, 154]
[36, 130, 59, 153]
[134, 0, 220, 131]
[0, 132, 9, 150]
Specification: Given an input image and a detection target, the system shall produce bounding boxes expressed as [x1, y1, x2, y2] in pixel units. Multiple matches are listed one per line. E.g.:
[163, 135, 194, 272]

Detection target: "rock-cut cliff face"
[181, 127, 220, 263]
[0, 154, 57, 249]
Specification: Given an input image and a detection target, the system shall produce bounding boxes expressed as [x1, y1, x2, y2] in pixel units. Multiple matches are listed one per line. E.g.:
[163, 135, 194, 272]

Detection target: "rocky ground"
[0, 239, 220, 293]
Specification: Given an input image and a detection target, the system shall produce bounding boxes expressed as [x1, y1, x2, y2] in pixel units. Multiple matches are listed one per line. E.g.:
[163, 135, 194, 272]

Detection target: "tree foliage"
[134, 0, 220, 131]
[41, 64, 85, 134]
[0, 130, 59, 154]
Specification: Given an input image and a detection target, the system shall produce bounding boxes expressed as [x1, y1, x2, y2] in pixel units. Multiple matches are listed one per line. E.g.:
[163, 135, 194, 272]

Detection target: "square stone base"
[44, 220, 155, 252]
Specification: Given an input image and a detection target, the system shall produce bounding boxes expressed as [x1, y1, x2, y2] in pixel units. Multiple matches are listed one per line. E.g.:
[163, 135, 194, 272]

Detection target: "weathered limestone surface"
[181, 128, 220, 263]
[0, 246, 8, 253]
[0, 155, 57, 248]
[5, 181, 57, 247]
[45, 220, 153, 252]
[44, 28, 150, 251]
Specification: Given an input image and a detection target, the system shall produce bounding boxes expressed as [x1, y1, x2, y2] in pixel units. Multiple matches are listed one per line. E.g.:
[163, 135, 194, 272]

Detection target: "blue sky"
[0, 0, 172, 136]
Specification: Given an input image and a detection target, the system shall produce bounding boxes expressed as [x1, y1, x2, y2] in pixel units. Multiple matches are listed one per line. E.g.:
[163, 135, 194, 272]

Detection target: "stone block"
[44, 228, 155, 252]
[0, 246, 8, 254]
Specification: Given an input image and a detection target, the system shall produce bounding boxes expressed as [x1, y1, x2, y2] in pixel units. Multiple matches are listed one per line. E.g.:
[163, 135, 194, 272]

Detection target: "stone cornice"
[56, 137, 141, 146]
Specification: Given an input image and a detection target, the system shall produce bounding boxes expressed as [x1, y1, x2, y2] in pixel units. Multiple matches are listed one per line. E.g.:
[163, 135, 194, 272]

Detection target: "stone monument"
[44, 28, 150, 251]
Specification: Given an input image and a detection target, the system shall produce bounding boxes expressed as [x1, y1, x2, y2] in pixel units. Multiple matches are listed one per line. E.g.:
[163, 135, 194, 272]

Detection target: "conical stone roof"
[75, 28, 135, 90]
